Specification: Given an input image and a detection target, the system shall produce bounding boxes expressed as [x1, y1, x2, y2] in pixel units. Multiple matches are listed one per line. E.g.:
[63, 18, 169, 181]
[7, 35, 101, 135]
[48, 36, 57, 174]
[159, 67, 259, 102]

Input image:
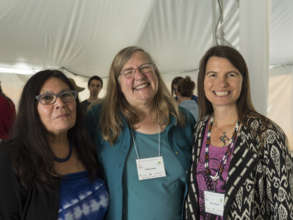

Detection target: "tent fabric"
[0, 0, 292, 149]
[0, 0, 155, 75]
[239, 0, 269, 115]
[268, 65, 293, 150]
[270, 0, 293, 65]
[0, 0, 219, 77]
[0, 0, 241, 77]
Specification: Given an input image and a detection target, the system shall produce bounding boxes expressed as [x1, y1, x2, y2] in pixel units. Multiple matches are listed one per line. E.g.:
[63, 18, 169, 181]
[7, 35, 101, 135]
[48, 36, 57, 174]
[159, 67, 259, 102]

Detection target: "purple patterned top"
[196, 125, 233, 220]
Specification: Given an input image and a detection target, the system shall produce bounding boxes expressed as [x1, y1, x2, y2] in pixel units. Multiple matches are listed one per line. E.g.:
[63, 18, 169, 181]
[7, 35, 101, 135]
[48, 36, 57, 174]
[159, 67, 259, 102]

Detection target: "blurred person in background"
[81, 75, 103, 112]
[176, 76, 199, 121]
[171, 76, 183, 99]
[0, 81, 16, 142]
[172, 76, 198, 104]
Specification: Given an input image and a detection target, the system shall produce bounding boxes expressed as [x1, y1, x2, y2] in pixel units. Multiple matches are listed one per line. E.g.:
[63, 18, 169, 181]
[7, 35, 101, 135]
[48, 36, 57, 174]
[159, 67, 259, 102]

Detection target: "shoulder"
[0, 146, 21, 218]
[179, 100, 198, 109]
[170, 107, 195, 141]
[0, 139, 20, 167]
[193, 116, 208, 136]
[191, 95, 198, 102]
[178, 106, 196, 126]
[86, 104, 102, 125]
[0, 95, 7, 103]
[243, 115, 289, 158]
[0, 95, 11, 108]
[80, 100, 89, 110]
[87, 103, 102, 116]
[85, 104, 105, 140]
[0, 140, 20, 189]
[0, 144, 12, 170]
[244, 114, 286, 140]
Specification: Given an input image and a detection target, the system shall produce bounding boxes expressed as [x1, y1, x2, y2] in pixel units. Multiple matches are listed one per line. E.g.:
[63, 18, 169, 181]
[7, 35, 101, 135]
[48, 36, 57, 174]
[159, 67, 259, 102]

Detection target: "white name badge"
[204, 191, 224, 216]
[136, 156, 166, 180]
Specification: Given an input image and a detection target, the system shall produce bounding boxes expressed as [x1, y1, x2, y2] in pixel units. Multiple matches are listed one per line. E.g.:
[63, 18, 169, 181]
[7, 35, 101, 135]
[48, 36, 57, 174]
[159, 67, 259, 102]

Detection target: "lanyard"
[131, 129, 161, 159]
[204, 117, 240, 188]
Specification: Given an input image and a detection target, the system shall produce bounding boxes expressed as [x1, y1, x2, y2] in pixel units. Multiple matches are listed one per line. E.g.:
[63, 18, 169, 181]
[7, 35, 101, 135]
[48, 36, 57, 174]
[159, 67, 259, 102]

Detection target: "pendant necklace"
[204, 116, 240, 187]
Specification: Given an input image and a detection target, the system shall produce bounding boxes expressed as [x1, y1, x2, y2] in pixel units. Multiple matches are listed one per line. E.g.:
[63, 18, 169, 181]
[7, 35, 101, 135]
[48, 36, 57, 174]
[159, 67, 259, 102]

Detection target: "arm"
[0, 98, 16, 139]
[0, 149, 21, 219]
[263, 126, 293, 219]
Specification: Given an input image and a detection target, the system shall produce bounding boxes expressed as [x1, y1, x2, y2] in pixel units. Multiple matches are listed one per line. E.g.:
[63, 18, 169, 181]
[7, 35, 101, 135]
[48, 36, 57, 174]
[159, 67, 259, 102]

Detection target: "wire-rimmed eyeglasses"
[35, 90, 77, 105]
[120, 63, 154, 79]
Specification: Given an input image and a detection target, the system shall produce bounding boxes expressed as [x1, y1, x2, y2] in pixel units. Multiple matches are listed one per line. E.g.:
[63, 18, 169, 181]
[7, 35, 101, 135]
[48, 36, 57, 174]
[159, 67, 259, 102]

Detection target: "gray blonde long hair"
[99, 46, 184, 145]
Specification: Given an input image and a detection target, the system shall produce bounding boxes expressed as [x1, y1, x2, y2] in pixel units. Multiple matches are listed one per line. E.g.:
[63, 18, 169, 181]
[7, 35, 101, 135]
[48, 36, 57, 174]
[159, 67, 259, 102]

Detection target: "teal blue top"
[179, 100, 199, 122]
[86, 105, 195, 220]
[125, 130, 185, 220]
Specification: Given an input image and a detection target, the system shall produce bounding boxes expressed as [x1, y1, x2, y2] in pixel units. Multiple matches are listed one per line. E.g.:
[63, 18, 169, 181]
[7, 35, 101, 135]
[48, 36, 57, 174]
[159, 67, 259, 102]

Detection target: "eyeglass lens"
[37, 90, 76, 105]
[121, 63, 153, 78]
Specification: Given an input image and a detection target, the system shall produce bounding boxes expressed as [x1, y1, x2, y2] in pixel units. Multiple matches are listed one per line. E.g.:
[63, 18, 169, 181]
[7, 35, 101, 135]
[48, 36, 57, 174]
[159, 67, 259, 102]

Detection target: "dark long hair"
[197, 45, 262, 124]
[171, 76, 183, 97]
[11, 69, 102, 189]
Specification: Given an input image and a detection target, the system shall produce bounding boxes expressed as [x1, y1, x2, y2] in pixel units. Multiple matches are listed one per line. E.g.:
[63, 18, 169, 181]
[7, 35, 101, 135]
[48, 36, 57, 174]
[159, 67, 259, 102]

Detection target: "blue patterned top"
[58, 171, 108, 220]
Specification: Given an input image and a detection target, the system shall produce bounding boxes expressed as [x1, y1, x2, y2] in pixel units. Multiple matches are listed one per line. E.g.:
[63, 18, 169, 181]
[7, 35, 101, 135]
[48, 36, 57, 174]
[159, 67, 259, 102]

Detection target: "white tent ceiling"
[270, 0, 293, 66]
[0, 0, 155, 76]
[0, 0, 292, 149]
[0, 0, 292, 75]
[0, 0, 234, 77]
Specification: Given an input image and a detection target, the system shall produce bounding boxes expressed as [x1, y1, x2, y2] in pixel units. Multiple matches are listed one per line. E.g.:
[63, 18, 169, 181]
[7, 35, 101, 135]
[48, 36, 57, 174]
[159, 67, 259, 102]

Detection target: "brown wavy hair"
[99, 46, 184, 145]
[177, 76, 195, 98]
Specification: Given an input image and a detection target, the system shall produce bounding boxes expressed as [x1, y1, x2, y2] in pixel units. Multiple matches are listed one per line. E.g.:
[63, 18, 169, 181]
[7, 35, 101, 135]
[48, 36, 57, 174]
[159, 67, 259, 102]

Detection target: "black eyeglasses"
[35, 90, 77, 105]
[120, 63, 154, 79]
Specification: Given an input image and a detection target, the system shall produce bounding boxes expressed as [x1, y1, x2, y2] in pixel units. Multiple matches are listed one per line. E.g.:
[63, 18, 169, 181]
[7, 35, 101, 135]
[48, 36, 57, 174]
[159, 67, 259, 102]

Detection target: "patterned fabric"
[197, 139, 230, 219]
[58, 171, 108, 220]
[185, 114, 293, 220]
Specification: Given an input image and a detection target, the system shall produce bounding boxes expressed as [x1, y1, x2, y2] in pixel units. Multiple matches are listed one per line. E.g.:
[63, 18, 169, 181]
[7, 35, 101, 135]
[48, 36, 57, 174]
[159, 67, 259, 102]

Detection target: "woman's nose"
[133, 68, 146, 80]
[217, 76, 228, 87]
[54, 96, 66, 108]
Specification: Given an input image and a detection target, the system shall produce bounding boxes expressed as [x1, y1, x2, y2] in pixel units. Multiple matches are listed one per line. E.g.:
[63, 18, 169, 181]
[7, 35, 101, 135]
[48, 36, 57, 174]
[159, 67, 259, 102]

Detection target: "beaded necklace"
[204, 116, 240, 188]
[54, 141, 73, 163]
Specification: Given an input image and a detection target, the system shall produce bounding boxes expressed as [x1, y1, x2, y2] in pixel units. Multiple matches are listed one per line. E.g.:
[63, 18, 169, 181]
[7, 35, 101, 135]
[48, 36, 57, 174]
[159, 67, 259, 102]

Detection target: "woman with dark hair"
[81, 75, 103, 112]
[176, 76, 199, 121]
[0, 70, 108, 219]
[185, 45, 293, 219]
[0, 81, 16, 141]
[171, 76, 184, 98]
[86, 46, 195, 220]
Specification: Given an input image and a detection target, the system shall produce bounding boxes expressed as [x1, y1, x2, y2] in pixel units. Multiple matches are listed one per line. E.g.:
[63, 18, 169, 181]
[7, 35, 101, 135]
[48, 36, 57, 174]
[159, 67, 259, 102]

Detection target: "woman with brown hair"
[185, 45, 293, 219]
[176, 76, 199, 121]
